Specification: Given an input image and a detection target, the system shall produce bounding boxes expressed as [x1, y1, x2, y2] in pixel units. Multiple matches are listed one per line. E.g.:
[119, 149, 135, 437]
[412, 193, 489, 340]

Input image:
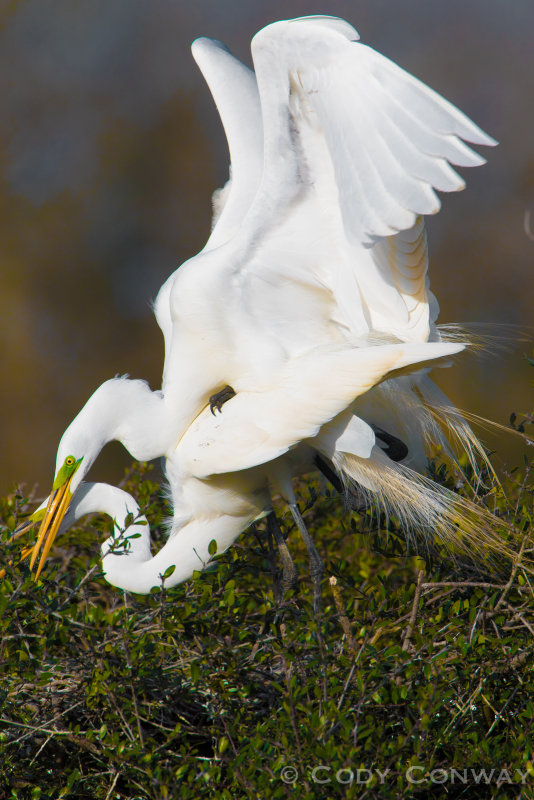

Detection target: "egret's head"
[18, 453, 84, 579]
[11, 377, 126, 580]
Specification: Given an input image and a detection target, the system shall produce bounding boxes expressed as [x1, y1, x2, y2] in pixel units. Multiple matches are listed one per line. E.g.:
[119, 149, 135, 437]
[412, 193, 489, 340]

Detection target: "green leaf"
[161, 564, 176, 581]
[208, 539, 218, 556]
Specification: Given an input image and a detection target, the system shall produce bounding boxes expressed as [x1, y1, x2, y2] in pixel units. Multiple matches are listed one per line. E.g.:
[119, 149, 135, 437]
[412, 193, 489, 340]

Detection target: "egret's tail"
[353, 373, 496, 486]
[334, 445, 525, 575]
[333, 372, 530, 573]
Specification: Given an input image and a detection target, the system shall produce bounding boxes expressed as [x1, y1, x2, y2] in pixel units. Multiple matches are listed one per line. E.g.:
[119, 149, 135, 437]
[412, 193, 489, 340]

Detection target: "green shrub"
[1, 435, 533, 799]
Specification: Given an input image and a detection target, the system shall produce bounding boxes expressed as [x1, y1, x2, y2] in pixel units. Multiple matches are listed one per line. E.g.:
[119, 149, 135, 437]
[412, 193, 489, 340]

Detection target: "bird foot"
[280, 557, 298, 594]
[267, 511, 298, 597]
[209, 385, 236, 415]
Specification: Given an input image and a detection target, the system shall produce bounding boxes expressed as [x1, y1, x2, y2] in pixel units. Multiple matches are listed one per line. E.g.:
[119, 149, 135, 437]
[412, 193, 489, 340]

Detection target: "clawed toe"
[209, 385, 236, 415]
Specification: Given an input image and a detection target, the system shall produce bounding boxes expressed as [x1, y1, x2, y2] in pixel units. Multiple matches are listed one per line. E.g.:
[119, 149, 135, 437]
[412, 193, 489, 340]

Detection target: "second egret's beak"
[19, 455, 83, 579]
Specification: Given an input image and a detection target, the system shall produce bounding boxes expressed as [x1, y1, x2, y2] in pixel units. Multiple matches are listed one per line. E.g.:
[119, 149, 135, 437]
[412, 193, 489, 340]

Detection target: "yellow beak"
[1, 455, 82, 582]
[22, 473, 76, 579]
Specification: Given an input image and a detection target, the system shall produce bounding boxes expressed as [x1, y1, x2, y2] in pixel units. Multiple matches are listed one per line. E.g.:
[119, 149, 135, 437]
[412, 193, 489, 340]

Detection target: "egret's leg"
[209, 385, 236, 415]
[267, 511, 297, 593]
[315, 452, 368, 512]
[314, 454, 344, 494]
[289, 503, 323, 611]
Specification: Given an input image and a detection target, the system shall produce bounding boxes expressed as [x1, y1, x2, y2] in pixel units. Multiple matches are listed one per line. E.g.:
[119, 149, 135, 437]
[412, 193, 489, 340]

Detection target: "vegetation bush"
[1, 378, 533, 799]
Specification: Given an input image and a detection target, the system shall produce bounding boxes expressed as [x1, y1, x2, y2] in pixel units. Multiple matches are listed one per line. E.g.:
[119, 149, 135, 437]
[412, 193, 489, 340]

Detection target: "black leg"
[314, 454, 344, 494]
[267, 511, 298, 593]
[289, 502, 323, 612]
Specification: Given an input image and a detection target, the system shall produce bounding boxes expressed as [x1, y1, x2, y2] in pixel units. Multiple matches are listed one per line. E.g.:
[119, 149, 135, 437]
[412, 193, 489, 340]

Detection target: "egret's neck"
[57, 377, 172, 479]
[102, 464, 271, 594]
[61, 481, 152, 562]
[101, 510, 259, 594]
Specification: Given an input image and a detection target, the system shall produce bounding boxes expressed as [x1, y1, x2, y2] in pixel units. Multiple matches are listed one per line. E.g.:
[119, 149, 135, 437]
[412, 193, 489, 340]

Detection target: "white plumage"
[16, 16, 507, 594]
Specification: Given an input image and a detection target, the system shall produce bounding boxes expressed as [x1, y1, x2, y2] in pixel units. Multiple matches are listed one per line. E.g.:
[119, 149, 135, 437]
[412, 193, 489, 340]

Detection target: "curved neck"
[66, 481, 264, 594]
[102, 512, 254, 594]
[57, 378, 172, 483]
[62, 481, 151, 558]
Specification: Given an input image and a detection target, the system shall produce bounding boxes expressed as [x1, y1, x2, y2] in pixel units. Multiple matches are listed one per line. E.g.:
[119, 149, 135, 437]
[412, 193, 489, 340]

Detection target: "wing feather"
[251, 17, 496, 245]
[160, 18, 494, 440]
[367, 216, 434, 340]
[189, 18, 494, 351]
[191, 37, 263, 248]
[180, 340, 465, 477]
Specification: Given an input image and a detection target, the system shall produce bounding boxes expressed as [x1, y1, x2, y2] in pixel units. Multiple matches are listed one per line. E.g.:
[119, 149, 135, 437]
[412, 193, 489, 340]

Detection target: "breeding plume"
[13, 16, 506, 594]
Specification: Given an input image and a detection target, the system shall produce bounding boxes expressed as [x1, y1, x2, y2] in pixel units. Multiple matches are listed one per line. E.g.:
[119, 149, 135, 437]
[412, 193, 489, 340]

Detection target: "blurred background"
[1, 0, 533, 496]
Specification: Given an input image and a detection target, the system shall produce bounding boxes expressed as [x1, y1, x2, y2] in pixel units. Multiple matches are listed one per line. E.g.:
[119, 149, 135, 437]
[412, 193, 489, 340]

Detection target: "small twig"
[108, 692, 136, 743]
[469, 596, 488, 644]
[57, 563, 102, 610]
[421, 582, 510, 590]
[495, 533, 529, 610]
[1, 720, 94, 743]
[336, 658, 359, 713]
[324, 644, 366, 742]
[2, 700, 85, 746]
[501, 601, 534, 637]
[514, 464, 531, 517]
[28, 733, 54, 766]
[443, 675, 485, 736]
[105, 771, 121, 800]
[281, 655, 309, 793]
[351, 684, 368, 748]
[121, 596, 145, 747]
[218, 716, 257, 794]
[402, 569, 424, 652]
[329, 576, 356, 654]
[491, 619, 502, 640]
[485, 685, 521, 737]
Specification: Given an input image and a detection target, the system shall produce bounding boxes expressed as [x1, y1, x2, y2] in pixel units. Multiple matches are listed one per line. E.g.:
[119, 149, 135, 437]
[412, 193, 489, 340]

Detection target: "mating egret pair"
[16, 16, 507, 595]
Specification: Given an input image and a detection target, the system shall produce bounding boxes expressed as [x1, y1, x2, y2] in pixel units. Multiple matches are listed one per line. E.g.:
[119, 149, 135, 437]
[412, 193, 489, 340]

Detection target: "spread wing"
[184, 17, 494, 353]
[242, 15, 494, 342]
[154, 37, 263, 354]
[158, 16, 495, 445]
[191, 38, 264, 250]
[252, 16, 494, 245]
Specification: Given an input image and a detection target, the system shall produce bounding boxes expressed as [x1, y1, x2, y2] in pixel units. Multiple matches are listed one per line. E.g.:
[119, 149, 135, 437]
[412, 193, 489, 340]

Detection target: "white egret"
[21, 365, 515, 596]
[14, 16, 506, 593]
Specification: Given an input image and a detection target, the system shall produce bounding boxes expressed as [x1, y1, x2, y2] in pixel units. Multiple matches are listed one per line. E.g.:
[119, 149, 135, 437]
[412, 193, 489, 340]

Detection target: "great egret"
[22, 366, 514, 596]
[15, 16, 504, 593]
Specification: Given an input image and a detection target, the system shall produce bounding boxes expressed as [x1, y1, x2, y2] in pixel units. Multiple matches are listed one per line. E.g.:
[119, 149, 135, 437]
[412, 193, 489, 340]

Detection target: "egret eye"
[52, 455, 83, 491]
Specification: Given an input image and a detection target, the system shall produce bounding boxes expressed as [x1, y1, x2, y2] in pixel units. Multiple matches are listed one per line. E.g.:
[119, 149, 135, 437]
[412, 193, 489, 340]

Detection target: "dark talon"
[209, 385, 236, 415]
[371, 425, 408, 462]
